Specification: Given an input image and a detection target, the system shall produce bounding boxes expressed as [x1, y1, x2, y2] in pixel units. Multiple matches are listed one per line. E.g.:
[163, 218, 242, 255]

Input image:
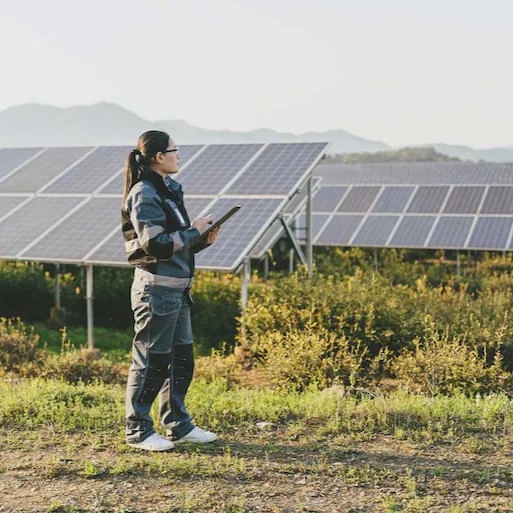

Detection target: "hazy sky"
[1, 0, 512, 148]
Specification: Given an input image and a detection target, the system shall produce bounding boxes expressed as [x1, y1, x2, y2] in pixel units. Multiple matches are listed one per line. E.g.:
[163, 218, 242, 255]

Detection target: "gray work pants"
[125, 280, 195, 443]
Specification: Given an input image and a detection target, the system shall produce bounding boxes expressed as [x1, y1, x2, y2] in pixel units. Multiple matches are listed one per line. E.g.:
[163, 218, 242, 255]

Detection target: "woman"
[122, 130, 219, 451]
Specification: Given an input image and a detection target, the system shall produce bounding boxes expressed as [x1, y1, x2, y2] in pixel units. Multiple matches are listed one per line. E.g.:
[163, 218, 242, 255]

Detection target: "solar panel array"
[0, 143, 328, 271]
[300, 161, 513, 251]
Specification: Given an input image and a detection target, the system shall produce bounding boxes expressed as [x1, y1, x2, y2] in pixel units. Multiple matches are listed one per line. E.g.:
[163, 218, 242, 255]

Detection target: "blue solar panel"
[227, 143, 327, 195]
[388, 216, 437, 247]
[178, 144, 263, 195]
[316, 215, 364, 245]
[0, 148, 43, 182]
[467, 217, 513, 250]
[44, 146, 130, 194]
[427, 217, 474, 248]
[0, 147, 93, 193]
[352, 216, 400, 246]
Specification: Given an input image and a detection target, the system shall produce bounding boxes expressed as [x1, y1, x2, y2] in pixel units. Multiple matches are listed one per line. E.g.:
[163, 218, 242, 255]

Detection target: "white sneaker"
[127, 433, 174, 452]
[171, 426, 217, 444]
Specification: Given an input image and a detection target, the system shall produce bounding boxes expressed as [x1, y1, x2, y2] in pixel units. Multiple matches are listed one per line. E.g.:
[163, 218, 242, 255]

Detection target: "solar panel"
[315, 215, 364, 245]
[406, 186, 450, 213]
[0, 196, 30, 220]
[313, 186, 348, 212]
[427, 217, 474, 248]
[85, 230, 126, 266]
[0, 142, 328, 269]
[20, 198, 121, 262]
[43, 146, 130, 194]
[352, 216, 400, 246]
[388, 216, 437, 247]
[480, 187, 513, 215]
[249, 217, 288, 260]
[178, 144, 263, 195]
[467, 217, 513, 250]
[182, 197, 214, 220]
[227, 143, 327, 195]
[0, 147, 93, 193]
[315, 162, 513, 186]
[0, 196, 80, 258]
[0, 148, 43, 182]
[337, 187, 381, 213]
[195, 197, 285, 271]
[372, 187, 415, 213]
[442, 186, 485, 214]
[97, 145, 204, 195]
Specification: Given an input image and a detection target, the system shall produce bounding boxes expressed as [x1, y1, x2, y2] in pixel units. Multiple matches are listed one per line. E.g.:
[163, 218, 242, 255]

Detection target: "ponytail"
[122, 149, 143, 207]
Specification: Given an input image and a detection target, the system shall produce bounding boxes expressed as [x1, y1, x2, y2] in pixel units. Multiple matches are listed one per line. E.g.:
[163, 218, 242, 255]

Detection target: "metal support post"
[456, 251, 461, 277]
[306, 176, 313, 277]
[55, 263, 61, 308]
[86, 265, 95, 351]
[280, 216, 307, 266]
[374, 248, 378, 272]
[263, 253, 269, 280]
[241, 258, 250, 312]
[289, 249, 294, 274]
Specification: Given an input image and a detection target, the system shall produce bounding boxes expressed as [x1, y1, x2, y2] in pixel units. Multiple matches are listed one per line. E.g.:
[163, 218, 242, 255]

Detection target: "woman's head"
[122, 130, 180, 203]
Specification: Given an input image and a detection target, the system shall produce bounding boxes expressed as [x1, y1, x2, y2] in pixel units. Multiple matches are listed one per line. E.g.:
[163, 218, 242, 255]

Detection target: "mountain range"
[0, 102, 511, 162]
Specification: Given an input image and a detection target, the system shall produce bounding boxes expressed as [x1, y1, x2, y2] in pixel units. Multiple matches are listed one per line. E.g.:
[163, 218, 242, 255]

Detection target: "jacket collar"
[140, 167, 183, 201]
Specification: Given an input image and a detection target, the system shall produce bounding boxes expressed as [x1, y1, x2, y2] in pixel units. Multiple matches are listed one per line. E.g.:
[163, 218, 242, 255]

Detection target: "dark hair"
[122, 130, 170, 204]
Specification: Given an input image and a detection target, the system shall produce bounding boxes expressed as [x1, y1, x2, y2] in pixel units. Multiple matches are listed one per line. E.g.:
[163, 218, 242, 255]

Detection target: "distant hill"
[0, 102, 511, 161]
[0, 102, 390, 155]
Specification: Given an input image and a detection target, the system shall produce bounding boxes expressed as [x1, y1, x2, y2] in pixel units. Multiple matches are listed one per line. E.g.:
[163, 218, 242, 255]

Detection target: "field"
[3, 250, 513, 512]
[2, 379, 513, 513]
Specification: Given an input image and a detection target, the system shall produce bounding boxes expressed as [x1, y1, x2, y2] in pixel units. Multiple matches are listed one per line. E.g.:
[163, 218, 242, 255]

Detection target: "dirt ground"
[2, 429, 513, 513]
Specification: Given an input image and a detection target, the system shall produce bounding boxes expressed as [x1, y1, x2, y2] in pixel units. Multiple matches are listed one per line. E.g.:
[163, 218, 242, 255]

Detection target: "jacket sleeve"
[129, 188, 203, 259]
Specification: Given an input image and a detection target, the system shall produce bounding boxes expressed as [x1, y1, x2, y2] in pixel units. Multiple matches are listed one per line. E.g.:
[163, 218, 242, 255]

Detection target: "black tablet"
[202, 204, 241, 238]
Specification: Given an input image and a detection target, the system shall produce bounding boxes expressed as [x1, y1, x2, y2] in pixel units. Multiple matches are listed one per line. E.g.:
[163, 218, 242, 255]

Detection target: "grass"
[2, 378, 513, 512]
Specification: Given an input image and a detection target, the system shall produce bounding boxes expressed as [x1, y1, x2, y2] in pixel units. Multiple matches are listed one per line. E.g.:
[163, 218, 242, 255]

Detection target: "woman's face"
[152, 138, 180, 176]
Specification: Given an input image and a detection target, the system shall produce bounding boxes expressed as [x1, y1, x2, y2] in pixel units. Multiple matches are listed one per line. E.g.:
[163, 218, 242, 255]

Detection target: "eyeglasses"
[161, 147, 178, 154]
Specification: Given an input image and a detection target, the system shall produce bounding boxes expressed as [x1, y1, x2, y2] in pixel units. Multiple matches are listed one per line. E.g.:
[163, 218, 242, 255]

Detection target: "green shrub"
[0, 317, 45, 375]
[255, 325, 370, 391]
[391, 317, 510, 395]
[190, 272, 241, 353]
[35, 330, 123, 384]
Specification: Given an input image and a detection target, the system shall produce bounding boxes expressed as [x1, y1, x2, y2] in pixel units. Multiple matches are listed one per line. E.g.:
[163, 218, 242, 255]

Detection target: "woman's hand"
[206, 226, 220, 245]
[192, 215, 213, 234]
